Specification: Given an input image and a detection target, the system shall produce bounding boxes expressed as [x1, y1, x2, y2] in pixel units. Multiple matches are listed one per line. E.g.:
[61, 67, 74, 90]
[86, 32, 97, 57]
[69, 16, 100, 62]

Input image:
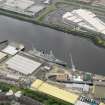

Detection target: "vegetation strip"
[0, 82, 73, 105]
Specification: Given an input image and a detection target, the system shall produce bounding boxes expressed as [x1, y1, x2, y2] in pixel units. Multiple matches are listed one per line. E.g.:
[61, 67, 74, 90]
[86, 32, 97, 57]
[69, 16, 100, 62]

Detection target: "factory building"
[31, 79, 79, 104]
[26, 5, 46, 16]
[66, 83, 89, 92]
[3, 0, 34, 10]
[5, 54, 42, 75]
[75, 96, 100, 105]
[2, 42, 24, 55]
[1, 0, 46, 16]
[62, 9, 105, 34]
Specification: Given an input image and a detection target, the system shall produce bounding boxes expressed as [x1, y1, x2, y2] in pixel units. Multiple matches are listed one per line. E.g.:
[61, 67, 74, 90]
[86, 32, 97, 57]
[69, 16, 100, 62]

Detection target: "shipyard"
[0, 0, 104, 104]
[0, 40, 104, 105]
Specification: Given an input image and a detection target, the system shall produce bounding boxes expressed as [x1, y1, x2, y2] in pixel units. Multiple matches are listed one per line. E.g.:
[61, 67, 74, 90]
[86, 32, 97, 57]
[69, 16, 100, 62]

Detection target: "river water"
[0, 15, 105, 75]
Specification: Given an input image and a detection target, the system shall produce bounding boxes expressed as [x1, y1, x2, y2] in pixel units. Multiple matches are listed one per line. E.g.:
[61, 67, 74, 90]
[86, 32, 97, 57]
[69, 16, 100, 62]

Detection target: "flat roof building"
[4, 0, 34, 10]
[100, 103, 105, 105]
[31, 79, 79, 104]
[63, 9, 105, 34]
[27, 5, 45, 16]
[6, 54, 42, 75]
[2, 42, 24, 55]
[75, 100, 90, 105]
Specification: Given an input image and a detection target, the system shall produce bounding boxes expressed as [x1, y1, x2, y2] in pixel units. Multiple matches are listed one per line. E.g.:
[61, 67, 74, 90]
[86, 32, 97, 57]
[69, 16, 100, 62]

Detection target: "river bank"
[0, 7, 105, 50]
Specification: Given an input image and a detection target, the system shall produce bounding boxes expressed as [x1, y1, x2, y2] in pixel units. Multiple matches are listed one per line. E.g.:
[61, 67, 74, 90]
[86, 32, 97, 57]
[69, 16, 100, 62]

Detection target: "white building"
[4, 0, 34, 10]
[27, 5, 46, 16]
[6, 90, 13, 96]
[62, 9, 105, 34]
[75, 100, 90, 105]
[6, 54, 42, 75]
[66, 83, 89, 92]
[2, 42, 24, 55]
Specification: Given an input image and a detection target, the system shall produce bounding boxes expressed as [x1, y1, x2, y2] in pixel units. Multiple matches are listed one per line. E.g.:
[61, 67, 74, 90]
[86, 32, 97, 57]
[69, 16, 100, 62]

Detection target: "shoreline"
[0, 8, 105, 49]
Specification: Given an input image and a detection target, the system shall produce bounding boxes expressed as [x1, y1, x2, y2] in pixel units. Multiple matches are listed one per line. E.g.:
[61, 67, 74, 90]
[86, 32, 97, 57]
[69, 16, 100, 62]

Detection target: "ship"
[28, 48, 67, 66]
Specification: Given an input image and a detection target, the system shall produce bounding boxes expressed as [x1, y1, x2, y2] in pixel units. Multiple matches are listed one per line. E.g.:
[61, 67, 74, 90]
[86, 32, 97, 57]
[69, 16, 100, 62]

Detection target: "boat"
[28, 48, 67, 66]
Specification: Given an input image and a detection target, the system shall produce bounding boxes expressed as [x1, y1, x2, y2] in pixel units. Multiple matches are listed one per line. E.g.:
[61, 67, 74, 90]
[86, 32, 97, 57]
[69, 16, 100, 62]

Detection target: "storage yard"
[31, 79, 79, 104]
[0, 41, 104, 105]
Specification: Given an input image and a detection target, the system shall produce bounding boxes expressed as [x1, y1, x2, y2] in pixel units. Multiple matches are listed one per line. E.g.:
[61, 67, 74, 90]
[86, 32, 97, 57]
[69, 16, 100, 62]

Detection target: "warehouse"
[27, 5, 46, 16]
[5, 54, 42, 75]
[31, 79, 79, 104]
[62, 9, 105, 34]
[2, 42, 24, 55]
[75, 100, 90, 105]
[4, 0, 34, 10]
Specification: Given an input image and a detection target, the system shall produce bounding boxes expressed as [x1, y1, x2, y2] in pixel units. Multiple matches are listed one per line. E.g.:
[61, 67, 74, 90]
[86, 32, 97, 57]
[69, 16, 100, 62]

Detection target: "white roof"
[75, 101, 90, 105]
[6, 90, 13, 96]
[15, 91, 22, 97]
[63, 9, 105, 34]
[73, 18, 82, 23]
[0, 52, 7, 60]
[43, 0, 51, 4]
[27, 5, 45, 14]
[68, 16, 77, 21]
[6, 74, 20, 80]
[5, 0, 34, 10]
[63, 12, 73, 18]
[102, 30, 105, 34]
[2, 45, 18, 55]
[6, 54, 41, 75]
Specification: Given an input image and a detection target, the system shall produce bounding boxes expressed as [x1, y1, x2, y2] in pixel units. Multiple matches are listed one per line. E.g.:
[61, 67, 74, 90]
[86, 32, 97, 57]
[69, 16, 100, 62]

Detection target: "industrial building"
[66, 83, 89, 92]
[3, 0, 34, 10]
[5, 54, 42, 75]
[2, 42, 24, 55]
[26, 5, 46, 16]
[62, 9, 105, 34]
[75, 96, 100, 105]
[75, 100, 91, 105]
[0, 0, 47, 16]
[31, 79, 79, 104]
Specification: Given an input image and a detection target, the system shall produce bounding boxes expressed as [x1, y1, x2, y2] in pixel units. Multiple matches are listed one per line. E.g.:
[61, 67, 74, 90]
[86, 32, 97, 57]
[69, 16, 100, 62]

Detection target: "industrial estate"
[0, 40, 104, 105]
[0, 0, 104, 105]
[0, 0, 105, 47]
[0, 0, 104, 50]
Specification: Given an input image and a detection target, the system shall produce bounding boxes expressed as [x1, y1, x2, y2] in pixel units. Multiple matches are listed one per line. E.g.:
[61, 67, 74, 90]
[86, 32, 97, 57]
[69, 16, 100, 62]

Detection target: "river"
[0, 15, 105, 75]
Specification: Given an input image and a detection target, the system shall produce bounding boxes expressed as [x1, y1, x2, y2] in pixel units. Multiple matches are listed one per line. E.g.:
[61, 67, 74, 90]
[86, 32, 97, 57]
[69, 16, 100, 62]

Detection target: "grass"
[36, 4, 57, 22]
[0, 82, 73, 105]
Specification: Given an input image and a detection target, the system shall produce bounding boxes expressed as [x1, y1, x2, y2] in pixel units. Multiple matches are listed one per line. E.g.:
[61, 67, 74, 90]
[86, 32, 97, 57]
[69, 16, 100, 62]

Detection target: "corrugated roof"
[63, 9, 105, 34]
[6, 55, 41, 75]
